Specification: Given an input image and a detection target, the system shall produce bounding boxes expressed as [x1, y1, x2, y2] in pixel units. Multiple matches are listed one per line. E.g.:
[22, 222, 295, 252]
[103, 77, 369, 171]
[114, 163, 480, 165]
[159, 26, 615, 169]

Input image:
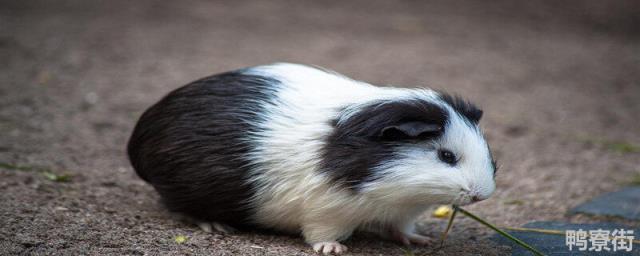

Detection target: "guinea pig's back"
[127, 70, 279, 225]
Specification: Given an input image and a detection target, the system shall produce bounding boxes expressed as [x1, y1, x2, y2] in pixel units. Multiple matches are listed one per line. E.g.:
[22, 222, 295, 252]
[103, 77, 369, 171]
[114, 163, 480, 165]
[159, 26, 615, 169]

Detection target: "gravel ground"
[1, 1, 639, 255]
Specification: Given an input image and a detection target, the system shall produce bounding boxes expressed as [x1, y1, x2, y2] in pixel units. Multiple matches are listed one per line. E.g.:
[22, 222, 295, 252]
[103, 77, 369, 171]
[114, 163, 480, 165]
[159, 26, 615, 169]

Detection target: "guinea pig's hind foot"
[392, 229, 433, 246]
[312, 241, 348, 255]
[197, 221, 237, 234]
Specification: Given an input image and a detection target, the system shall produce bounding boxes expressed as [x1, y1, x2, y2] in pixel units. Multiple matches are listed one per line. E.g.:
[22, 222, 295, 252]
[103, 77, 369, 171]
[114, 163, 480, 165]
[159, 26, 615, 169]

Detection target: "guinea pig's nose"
[471, 195, 482, 202]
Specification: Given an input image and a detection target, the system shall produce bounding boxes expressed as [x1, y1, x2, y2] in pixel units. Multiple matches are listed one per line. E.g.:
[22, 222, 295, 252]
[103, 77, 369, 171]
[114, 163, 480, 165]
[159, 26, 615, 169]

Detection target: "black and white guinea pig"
[127, 63, 497, 254]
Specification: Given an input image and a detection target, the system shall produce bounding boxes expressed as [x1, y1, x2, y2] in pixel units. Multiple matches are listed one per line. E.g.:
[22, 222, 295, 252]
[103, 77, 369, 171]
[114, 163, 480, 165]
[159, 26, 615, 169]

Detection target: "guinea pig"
[127, 63, 497, 254]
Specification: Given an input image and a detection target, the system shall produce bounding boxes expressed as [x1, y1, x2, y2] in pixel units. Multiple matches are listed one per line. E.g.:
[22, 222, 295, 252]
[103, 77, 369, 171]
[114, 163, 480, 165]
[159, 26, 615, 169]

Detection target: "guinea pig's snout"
[469, 190, 492, 203]
[465, 181, 494, 203]
[462, 187, 489, 204]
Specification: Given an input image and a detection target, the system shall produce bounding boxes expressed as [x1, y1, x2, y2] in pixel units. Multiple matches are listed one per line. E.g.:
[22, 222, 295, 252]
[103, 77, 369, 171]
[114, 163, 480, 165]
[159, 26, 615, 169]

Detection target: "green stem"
[453, 205, 546, 256]
[440, 206, 458, 247]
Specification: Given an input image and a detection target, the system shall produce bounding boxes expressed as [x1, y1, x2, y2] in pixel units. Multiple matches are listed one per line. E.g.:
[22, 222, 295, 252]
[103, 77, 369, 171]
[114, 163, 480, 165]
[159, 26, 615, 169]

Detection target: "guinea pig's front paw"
[392, 230, 434, 246]
[312, 241, 348, 255]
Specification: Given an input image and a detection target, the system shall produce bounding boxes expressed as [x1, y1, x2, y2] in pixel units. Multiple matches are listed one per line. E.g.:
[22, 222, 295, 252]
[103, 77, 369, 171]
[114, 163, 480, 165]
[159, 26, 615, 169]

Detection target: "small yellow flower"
[432, 205, 452, 218]
[174, 235, 187, 244]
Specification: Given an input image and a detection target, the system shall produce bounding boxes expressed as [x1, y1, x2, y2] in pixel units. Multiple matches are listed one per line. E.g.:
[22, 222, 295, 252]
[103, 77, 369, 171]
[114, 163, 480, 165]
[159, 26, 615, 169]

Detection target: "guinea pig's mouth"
[453, 197, 473, 206]
[453, 191, 484, 206]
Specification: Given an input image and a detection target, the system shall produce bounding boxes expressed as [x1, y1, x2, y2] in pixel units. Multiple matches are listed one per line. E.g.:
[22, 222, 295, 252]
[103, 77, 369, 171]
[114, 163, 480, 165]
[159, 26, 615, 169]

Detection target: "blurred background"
[1, 1, 639, 255]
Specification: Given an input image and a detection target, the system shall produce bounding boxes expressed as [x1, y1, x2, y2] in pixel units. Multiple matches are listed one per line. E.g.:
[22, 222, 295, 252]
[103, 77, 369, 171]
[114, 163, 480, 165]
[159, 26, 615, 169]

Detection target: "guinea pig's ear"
[379, 121, 442, 140]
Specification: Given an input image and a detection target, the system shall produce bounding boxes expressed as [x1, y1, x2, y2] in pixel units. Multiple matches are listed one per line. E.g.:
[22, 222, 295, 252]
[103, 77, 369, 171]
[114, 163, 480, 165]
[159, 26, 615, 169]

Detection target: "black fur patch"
[438, 93, 483, 124]
[127, 71, 277, 228]
[320, 99, 449, 189]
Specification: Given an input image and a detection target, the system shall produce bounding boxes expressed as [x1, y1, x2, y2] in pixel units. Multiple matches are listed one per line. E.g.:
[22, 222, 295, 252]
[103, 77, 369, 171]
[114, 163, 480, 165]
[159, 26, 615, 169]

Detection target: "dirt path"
[1, 1, 639, 255]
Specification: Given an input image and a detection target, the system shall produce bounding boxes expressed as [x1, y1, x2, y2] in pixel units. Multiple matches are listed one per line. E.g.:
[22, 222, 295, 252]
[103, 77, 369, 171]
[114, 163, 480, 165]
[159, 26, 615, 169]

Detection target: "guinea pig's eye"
[438, 149, 457, 165]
